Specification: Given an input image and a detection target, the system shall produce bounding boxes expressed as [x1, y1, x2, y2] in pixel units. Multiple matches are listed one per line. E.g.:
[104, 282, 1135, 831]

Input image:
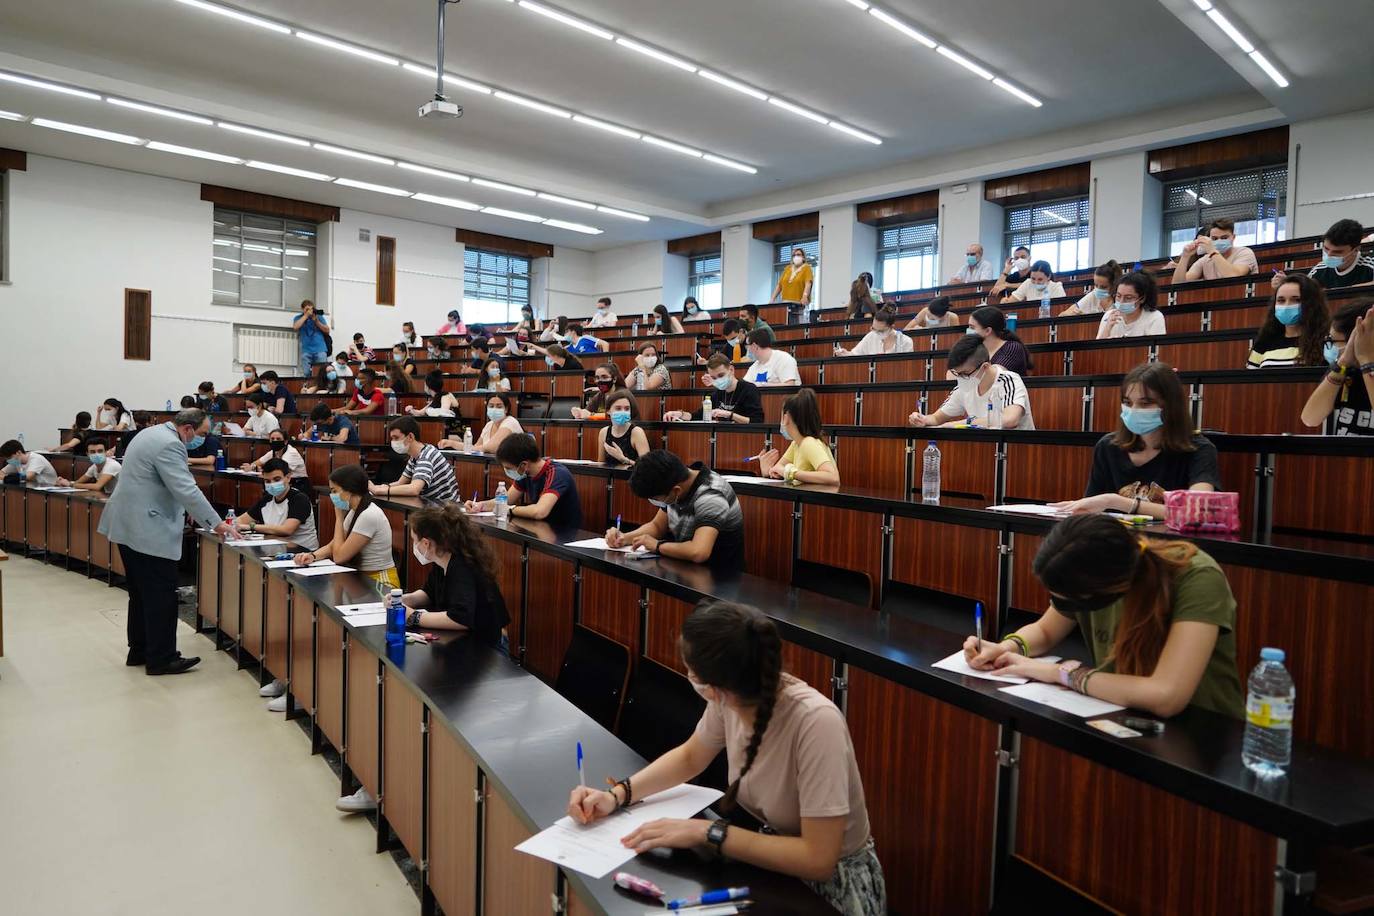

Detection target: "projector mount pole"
[434, 0, 460, 103]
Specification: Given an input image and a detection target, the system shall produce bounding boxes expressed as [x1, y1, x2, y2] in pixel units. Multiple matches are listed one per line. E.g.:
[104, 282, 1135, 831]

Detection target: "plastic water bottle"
[702, 395, 713, 421]
[921, 441, 941, 503]
[631, 319, 639, 337]
[1038, 289, 1051, 319]
[16, 432, 23, 447]
[165, 399, 173, 412]
[462, 426, 473, 453]
[385, 393, 398, 416]
[1005, 313, 1018, 332]
[215, 449, 227, 471]
[986, 398, 1002, 429]
[225, 508, 235, 526]
[494, 482, 509, 520]
[1242, 647, 1295, 778]
[311, 426, 320, 442]
[385, 589, 406, 648]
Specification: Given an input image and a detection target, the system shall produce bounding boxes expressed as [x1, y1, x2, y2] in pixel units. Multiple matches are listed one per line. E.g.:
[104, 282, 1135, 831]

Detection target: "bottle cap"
[1259, 647, 1285, 662]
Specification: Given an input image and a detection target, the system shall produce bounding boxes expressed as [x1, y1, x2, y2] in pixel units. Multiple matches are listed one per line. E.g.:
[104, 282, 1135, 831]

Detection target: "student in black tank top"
[599, 389, 651, 466]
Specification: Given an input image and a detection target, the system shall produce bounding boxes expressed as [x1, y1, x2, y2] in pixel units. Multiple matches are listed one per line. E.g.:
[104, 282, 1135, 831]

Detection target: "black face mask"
[270, 441, 287, 452]
[1049, 590, 1128, 615]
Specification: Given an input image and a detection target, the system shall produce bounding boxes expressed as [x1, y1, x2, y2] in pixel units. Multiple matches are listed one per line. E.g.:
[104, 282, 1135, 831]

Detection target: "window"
[212, 208, 317, 309]
[773, 238, 819, 286]
[463, 247, 531, 323]
[1162, 166, 1287, 256]
[688, 253, 722, 312]
[1004, 195, 1091, 273]
[876, 220, 939, 292]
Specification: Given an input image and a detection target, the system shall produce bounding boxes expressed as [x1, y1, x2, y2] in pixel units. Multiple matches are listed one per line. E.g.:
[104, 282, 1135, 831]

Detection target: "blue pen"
[666, 887, 750, 910]
[615, 514, 622, 532]
[974, 601, 984, 653]
[576, 741, 585, 788]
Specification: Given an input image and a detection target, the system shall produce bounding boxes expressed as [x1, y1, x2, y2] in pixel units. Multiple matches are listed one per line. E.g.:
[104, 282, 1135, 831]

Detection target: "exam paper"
[720, 475, 785, 485]
[287, 564, 355, 577]
[984, 503, 1069, 517]
[227, 538, 286, 549]
[565, 537, 656, 557]
[515, 783, 723, 878]
[337, 602, 386, 615]
[33, 486, 81, 493]
[263, 558, 329, 569]
[464, 509, 496, 517]
[931, 650, 1063, 685]
[999, 682, 1125, 717]
[343, 611, 389, 628]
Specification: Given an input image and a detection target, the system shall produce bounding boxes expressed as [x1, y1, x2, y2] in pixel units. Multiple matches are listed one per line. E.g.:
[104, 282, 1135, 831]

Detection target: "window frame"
[1160, 164, 1288, 257]
[1002, 194, 1093, 273]
[875, 218, 940, 293]
[687, 251, 722, 312]
[463, 246, 532, 322]
[211, 207, 318, 311]
[772, 238, 819, 287]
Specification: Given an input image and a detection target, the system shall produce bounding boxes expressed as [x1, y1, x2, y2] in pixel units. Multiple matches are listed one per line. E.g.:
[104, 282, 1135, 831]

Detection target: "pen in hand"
[576, 741, 585, 789]
[974, 601, 983, 653]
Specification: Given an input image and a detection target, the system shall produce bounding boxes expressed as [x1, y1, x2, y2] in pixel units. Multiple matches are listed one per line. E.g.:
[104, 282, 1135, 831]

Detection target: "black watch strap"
[706, 818, 729, 849]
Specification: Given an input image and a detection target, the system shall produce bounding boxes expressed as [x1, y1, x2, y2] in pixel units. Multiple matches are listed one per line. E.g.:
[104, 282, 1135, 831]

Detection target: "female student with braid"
[567, 600, 886, 916]
[964, 514, 1243, 718]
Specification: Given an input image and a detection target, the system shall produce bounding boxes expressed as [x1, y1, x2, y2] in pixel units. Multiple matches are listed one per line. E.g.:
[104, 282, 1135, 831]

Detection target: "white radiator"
[234, 325, 298, 372]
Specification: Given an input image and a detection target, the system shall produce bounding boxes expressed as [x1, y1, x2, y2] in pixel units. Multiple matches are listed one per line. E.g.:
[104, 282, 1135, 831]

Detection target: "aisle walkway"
[0, 555, 417, 916]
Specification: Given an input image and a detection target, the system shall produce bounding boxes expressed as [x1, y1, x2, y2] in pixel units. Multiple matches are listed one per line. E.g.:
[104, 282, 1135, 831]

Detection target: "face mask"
[262, 382, 275, 393]
[792, 256, 804, 266]
[710, 374, 731, 390]
[1030, 283, 1046, 293]
[393, 353, 405, 363]
[1050, 590, 1129, 615]
[648, 497, 669, 509]
[965, 327, 979, 336]
[545, 357, 556, 368]
[411, 541, 432, 566]
[487, 406, 506, 422]
[5, 459, 19, 469]
[390, 439, 408, 455]
[925, 316, 942, 327]
[1324, 341, 1343, 368]
[1011, 258, 1029, 274]
[610, 410, 632, 426]
[329, 492, 349, 511]
[488, 367, 501, 379]
[91, 453, 106, 466]
[1115, 300, 1138, 316]
[1120, 405, 1164, 435]
[243, 371, 253, 379]
[326, 370, 338, 381]
[966, 254, 979, 266]
[596, 305, 608, 313]
[503, 466, 524, 481]
[686, 304, 698, 313]
[186, 434, 206, 451]
[596, 380, 612, 391]
[522, 311, 533, 319]
[779, 422, 793, 441]
[1274, 304, 1302, 326]
[270, 440, 286, 452]
[354, 378, 363, 389]
[1213, 238, 1232, 253]
[954, 369, 982, 395]
[640, 355, 657, 369]
[1093, 288, 1109, 300]
[265, 481, 287, 498]
[877, 326, 892, 338]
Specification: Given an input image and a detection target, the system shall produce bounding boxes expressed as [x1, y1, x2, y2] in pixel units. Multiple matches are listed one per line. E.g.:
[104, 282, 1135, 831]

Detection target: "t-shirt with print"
[567, 336, 600, 354]
[403, 443, 459, 502]
[248, 488, 319, 550]
[1330, 373, 1374, 436]
[692, 673, 871, 856]
[1198, 246, 1257, 279]
[780, 436, 836, 474]
[513, 460, 582, 529]
[665, 464, 744, 571]
[940, 366, 1035, 430]
[743, 349, 799, 385]
[352, 386, 385, 413]
[708, 380, 764, 423]
[342, 502, 394, 572]
[1085, 434, 1220, 499]
[1245, 326, 1305, 370]
[1307, 256, 1374, 290]
[1072, 550, 1243, 718]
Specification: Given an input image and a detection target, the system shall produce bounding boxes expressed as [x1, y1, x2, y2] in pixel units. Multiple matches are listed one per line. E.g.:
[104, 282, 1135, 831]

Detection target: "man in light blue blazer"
[98, 408, 237, 675]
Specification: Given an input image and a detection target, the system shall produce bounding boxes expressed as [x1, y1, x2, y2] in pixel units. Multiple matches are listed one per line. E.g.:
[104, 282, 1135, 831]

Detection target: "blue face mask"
[1324, 341, 1342, 367]
[487, 406, 506, 422]
[1120, 406, 1164, 436]
[711, 374, 731, 390]
[1213, 238, 1232, 253]
[1093, 288, 1109, 300]
[354, 378, 363, 389]
[91, 453, 106, 466]
[1322, 253, 1344, 269]
[6, 458, 20, 469]
[326, 370, 337, 381]
[1274, 304, 1302, 326]
[648, 497, 669, 509]
[609, 410, 631, 426]
[503, 466, 524, 481]
[1115, 300, 1138, 316]
[329, 492, 349, 511]
[965, 254, 978, 266]
[186, 434, 205, 451]
[265, 481, 287, 497]
[779, 423, 793, 441]
[545, 357, 556, 368]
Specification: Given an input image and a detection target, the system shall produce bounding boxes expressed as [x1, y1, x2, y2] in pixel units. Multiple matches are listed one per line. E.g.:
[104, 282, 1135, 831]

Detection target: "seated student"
[1279, 218, 1374, 291]
[717, 318, 752, 364]
[230, 364, 262, 396]
[845, 275, 879, 320]
[406, 370, 461, 417]
[607, 449, 745, 569]
[587, 296, 617, 328]
[425, 338, 452, 361]
[665, 354, 764, 423]
[95, 397, 135, 432]
[627, 343, 671, 390]
[338, 368, 384, 416]
[235, 457, 318, 550]
[1246, 274, 1330, 369]
[333, 352, 355, 379]
[544, 343, 584, 374]
[950, 242, 997, 284]
[756, 388, 840, 486]
[295, 464, 397, 590]
[988, 245, 1032, 298]
[399, 320, 424, 353]
[965, 514, 1243, 719]
[833, 307, 913, 357]
[739, 303, 775, 344]
[1097, 271, 1166, 339]
[460, 337, 501, 376]
[256, 371, 296, 416]
[1172, 216, 1258, 283]
[475, 357, 512, 393]
[1301, 300, 1374, 436]
[742, 329, 800, 387]
[389, 344, 418, 378]
[1052, 362, 1217, 520]
[401, 504, 510, 649]
[564, 323, 607, 354]
[0, 440, 58, 486]
[301, 362, 346, 395]
[909, 336, 1035, 430]
[444, 393, 522, 454]
[1001, 260, 1066, 304]
[1060, 260, 1122, 316]
[348, 333, 375, 363]
[307, 401, 360, 444]
[186, 424, 223, 467]
[370, 417, 460, 502]
[54, 411, 94, 454]
[683, 295, 712, 323]
[244, 430, 307, 480]
[179, 395, 197, 410]
[647, 304, 685, 336]
[195, 381, 230, 414]
[116, 411, 154, 459]
[243, 393, 281, 437]
[599, 389, 650, 466]
[539, 315, 571, 344]
[57, 437, 119, 493]
[567, 600, 885, 914]
[967, 306, 1033, 377]
[436, 309, 466, 337]
[499, 330, 535, 358]
[466, 434, 582, 528]
[511, 305, 542, 337]
[905, 295, 959, 331]
[574, 363, 629, 419]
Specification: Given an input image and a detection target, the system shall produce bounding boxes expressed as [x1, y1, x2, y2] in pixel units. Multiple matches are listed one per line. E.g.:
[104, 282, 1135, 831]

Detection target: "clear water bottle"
[385, 588, 406, 648]
[462, 426, 473, 453]
[702, 395, 713, 421]
[1242, 647, 1295, 778]
[631, 319, 639, 337]
[921, 441, 941, 503]
[165, 399, 173, 412]
[16, 432, 23, 447]
[1038, 289, 1052, 319]
[385, 393, 398, 416]
[494, 482, 509, 521]
[986, 398, 1002, 429]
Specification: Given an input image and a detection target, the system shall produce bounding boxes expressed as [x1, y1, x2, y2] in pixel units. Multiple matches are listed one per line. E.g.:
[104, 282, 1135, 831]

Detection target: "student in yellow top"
[771, 246, 814, 306]
[754, 388, 839, 486]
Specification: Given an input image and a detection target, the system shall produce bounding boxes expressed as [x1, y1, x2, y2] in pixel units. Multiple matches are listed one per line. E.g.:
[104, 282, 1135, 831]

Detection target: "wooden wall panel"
[579, 568, 641, 654]
[491, 538, 525, 662]
[873, 356, 926, 383]
[241, 560, 265, 660]
[544, 426, 579, 461]
[69, 499, 90, 565]
[752, 212, 819, 242]
[662, 427, 711, 467]
[1271, 453, 1373, 537]
[456, 228, 553, 260]
[736, 494, 794, 584]
[782, 642, 833, 700]
[798, 504, 883, 606]
[1155, 337, 1252, 374]
[219, 548, 241, 640]
[857, 190, 939, 226]
[861, 390, 916, 427]
[264, 573, 289, 682]
[931, 439, 997, 501]
[666, 231, 722, 257]
[382, 671, 424, 859]
[1025, 385, 1084, 431]
[817, 391, 859, 427]
[123, 289, 151, 361]
[1016, 737, 1276, 915]
[834, 436, 909, 498]
[0, 147, 27, 171]
[375, 236, 396, 306]
[316, 613, 344, 749]
[1197, 380, 1311, 436]
[571, 471, 609, 533]
[197, 534, 219, 627]
[1148, 126, 1289, 181]
[346, 640, 381, 797]
[984, 163, 1090, 206]
[524, 550, 575, 682]
[201, 183, 339, 222]
[715, 429, 764, 474]
[428, 722, 478, 916]
[1068, 343, 1151, 377]
[823, 360, 869, 385]
[847, 668, 998, 915]
[646, 591, 695, 674]
[90, 502, 110, 571]
[889, 517, 998, 611]
[483, 788, 556, 916]
[1004, 443, 1093, 503]
[1009, 531, 1049, 614]
[289, 591, 316, 713]
[46, 496, 68, 557]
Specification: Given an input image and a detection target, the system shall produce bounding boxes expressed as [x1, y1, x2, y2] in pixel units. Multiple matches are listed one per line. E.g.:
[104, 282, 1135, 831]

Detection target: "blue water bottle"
[385, 588, 406, 648]
[215, 449, 227, 471]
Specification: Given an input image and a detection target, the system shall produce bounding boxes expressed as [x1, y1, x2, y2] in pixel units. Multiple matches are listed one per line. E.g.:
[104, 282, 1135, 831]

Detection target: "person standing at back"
[99, 408, 238, 674]
[293, 299, 331, 379]
[772, 246, 814, 307]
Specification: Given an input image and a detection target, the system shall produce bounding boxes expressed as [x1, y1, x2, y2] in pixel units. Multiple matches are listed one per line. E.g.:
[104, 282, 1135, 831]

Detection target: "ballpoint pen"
[666, 887, 750, 910]
[576, 741, 585, 788]
[974, 601, 983, 653]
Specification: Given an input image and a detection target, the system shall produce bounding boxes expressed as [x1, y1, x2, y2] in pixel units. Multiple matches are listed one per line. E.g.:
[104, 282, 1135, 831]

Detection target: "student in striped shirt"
[1246, 275, 1330, 369]
[370, 416, 458, 502]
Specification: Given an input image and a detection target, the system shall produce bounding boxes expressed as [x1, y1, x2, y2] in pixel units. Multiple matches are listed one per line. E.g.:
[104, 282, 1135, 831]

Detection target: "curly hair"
[409, 503, 499, 584]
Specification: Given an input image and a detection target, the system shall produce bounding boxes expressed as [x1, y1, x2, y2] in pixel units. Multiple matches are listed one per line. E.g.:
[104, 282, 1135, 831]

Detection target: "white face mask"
[954, 366, 983, 395]
[390, 438, 408, 454]
[411, 541, 432, 566]
[640, 355, 657, 369]
[792, 256, 805, 266]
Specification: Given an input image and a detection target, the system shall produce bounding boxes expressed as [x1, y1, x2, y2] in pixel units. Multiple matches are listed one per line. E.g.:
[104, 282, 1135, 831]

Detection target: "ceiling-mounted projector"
[419, 98, 462, 119]
[418, 0, 463, 121]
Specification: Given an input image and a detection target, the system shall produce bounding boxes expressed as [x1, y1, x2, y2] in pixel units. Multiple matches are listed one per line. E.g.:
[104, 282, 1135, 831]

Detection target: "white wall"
[721, 224, 773, 307]
[1288, 108, 1374, 237]
[1089, 151, 1164, 265]
[536, 245, 594, 320]
[591, 240, 669, 319]
[819, 204, 875, 310]
[939, 181, 1004, 281]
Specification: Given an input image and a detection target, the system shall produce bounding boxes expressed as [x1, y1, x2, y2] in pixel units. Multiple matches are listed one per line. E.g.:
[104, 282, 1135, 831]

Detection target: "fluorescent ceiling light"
[218, 122, 310, 146]
[334, 177, 411, 196]
[642, 135, 703, 158]
[473, 177, 537, 196]
[866, 8, 937, 48]
[107, 98, 213, 124]
[936, 46, 994, 80]
[992, 77, 1042, 107]
[767, 97, 830, 125]
[481, 207, 543, 222]
[245, 160, 332, 180]
[702, 153, 758, 174]
[1204, 9, 1253, 53]
[517, 1, 614, 40]
[398, 161, 470, 182]
[1248, 50, 1289, 88]
[31, 118, 143, 144]
[614, 38, 697, 73]
[596, 205, 650, 222]
[494, 91, 572, 118]
[1191, 0, 1213, 9]
[0, 110, 25, 121]
[826, 121, 882, 145]
[697, 69, 768, 102]
[443, 74, 495, 95]
[845, 0, 870, 9]
[146, 141, 242, 163]
[538, 192, 596, 209]
[542, 219, 602, 235]
[295, 31, 400, 66]
[571, 114, 641, 139]
[313, 142, 396, 166]
[0, 72, 102, 100]
[412, 192, 482, 211]
[171, 0, 291, 34]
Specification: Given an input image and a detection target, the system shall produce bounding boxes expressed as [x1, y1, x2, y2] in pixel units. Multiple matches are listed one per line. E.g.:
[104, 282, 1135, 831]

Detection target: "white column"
[1090, 151, 1162, 264]
[721, 223, 773, 307]
[939, 181, 1003, 281]
[818, 204, 876, 310]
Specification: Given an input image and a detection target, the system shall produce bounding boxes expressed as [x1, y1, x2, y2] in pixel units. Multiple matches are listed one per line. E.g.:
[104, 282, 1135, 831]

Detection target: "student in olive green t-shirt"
[962, 515, 1244, 719]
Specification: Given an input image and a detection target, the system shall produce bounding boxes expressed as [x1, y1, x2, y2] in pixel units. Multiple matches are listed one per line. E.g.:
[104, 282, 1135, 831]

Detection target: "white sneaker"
[259, 679, 285, 698]
[265, 694, 287, 713]
[336, 787, 377, 813]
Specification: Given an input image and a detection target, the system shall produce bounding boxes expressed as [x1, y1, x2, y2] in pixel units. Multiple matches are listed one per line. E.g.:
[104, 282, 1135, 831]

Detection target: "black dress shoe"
[146, 656, 201, 676]
[126, 651, 146, 667]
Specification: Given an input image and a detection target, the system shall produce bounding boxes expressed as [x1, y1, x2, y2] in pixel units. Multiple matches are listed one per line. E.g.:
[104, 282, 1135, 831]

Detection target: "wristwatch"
[706, 818, 729, 849]
[407, 609, 423, 629]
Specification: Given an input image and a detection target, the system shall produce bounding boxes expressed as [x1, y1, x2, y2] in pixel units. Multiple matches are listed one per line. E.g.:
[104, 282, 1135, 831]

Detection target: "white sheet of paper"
[999, 682, 1125, 717]
[720, 474, 784, 485]
[554, 458, 602, 465]
[565, 537, 654, 556]
[227, 538, 286, 548]
[34, 486, 81, 493]
[931, 650, 1062, 685]
[515, 783, 723, 878]
[344, 611, 389, 627]
[464, 510, 496, 518]
[287, 564, 355, 577]
[337, 602, 386, 615]
[984, 503, 1068, 517]
[262, 558, 325, 569]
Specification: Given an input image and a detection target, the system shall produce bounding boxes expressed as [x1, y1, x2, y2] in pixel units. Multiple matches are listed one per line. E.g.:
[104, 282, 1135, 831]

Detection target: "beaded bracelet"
[1070, 666, 1097, 695]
